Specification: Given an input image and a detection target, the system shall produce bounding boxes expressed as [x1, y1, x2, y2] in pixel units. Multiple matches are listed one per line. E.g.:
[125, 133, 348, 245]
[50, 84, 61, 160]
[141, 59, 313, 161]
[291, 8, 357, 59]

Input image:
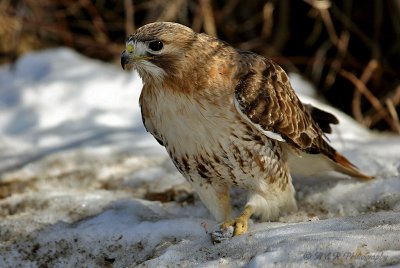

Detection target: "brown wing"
[234, 57, 326, 153]
[234, 54, 372, 180]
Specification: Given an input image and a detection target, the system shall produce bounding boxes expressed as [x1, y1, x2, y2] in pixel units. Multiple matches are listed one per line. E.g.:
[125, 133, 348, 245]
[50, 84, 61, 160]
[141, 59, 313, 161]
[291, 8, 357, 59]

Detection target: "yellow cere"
[126, 43, 134, 53]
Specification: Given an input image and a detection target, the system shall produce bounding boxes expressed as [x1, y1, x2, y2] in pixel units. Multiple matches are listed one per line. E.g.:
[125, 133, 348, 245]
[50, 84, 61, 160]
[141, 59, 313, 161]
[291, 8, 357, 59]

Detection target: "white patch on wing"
[233, 97, 286, 142]
[264, 130, 285, 141]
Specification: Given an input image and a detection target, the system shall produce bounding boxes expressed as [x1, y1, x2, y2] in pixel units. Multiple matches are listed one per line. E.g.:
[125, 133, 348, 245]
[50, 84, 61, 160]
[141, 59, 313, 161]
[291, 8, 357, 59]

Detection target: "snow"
[0, 48, 399, 267]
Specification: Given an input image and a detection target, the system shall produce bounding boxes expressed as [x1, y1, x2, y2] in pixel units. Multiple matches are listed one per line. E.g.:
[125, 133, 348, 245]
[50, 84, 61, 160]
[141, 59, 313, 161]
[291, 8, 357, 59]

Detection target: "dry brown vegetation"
[1, 0, 399, 132]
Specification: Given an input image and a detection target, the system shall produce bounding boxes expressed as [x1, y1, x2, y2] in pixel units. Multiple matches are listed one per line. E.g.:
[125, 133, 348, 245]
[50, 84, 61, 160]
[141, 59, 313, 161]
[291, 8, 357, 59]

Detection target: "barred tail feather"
[286, 147, 374, 180]
[331, 151, 374, 180]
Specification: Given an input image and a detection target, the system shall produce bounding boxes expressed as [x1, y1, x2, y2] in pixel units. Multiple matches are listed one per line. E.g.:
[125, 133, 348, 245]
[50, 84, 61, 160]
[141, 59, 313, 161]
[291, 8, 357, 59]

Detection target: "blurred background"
[1, 0, 399, 133]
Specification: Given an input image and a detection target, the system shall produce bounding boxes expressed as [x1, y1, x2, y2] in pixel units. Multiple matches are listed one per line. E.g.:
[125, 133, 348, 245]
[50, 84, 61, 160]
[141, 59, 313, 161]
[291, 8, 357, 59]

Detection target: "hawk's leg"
[191, 182, 232, 222]
[221, 205, 253, 236]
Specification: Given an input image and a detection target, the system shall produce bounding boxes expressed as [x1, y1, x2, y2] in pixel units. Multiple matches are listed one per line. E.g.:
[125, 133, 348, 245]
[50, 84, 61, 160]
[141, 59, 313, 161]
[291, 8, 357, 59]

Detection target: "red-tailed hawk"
[121, 22, 372, 237]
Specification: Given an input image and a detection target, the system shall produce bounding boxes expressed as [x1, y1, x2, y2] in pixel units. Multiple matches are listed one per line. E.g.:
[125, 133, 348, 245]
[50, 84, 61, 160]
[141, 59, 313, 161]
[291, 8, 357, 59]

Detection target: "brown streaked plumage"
[121, 22, 373, 237]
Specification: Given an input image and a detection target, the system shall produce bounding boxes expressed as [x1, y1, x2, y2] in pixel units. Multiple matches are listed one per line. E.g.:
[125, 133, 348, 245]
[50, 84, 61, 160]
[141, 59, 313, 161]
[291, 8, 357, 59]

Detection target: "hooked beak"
[121, 49, 154, 71]
[121, 50, 130, 70]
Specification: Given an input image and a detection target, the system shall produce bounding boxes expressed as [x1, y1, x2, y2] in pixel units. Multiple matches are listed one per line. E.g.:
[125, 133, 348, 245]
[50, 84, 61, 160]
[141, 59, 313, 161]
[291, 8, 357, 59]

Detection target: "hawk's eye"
[148, 41, 163, 52]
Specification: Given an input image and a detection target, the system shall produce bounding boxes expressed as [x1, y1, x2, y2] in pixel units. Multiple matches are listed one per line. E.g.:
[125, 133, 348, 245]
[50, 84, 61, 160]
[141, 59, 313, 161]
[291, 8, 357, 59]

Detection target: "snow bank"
[0, 48, 399, 267]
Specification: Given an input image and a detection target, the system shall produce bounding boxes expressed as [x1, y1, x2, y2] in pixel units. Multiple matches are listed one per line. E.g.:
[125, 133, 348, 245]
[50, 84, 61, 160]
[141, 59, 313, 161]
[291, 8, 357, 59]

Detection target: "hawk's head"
[121, 22, 197, 83]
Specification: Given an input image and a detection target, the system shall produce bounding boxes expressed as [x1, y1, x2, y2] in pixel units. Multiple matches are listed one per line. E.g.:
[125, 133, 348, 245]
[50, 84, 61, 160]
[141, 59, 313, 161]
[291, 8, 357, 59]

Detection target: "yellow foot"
[221, 206, 253, 236]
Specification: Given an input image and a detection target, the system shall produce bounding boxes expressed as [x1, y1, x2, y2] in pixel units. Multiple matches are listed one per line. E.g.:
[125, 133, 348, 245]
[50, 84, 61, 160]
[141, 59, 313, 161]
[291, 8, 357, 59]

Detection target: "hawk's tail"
[331, 151, 374, 180]
[309, 136, 374, 180]
[287, 145, 374, 180]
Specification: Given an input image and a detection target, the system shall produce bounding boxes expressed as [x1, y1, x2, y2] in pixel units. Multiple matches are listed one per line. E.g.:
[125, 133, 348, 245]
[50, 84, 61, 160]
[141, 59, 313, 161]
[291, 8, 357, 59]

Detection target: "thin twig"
[367, 85, 400, 127]
[330, 2, 380, 55]
[311, 41, 332, 86]
[124, 0, 135, 35]
[261, 2, 274, 39]
[272, 0, 289, 51]
[305, 10, 323, 46]
[79, 0, 109, 44]
[304, 0, 338, 45]
[156, 0, 185, 22]
[324, 31, 349, 89]
[340, 69, 397, 131]
[219, 0, 239, 19]
[200, 0, 217, 37]
[191, 1, 203, 33]
[385, 98, 400, 133]
[351, 59, 379, 123]
[320, 8, 338, 45]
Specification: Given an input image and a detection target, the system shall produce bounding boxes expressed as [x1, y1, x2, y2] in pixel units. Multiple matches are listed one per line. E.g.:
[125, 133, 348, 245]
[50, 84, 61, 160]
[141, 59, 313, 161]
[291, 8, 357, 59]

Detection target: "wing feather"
[233, 54, 372, 180]
[234, 56, 324, 153]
